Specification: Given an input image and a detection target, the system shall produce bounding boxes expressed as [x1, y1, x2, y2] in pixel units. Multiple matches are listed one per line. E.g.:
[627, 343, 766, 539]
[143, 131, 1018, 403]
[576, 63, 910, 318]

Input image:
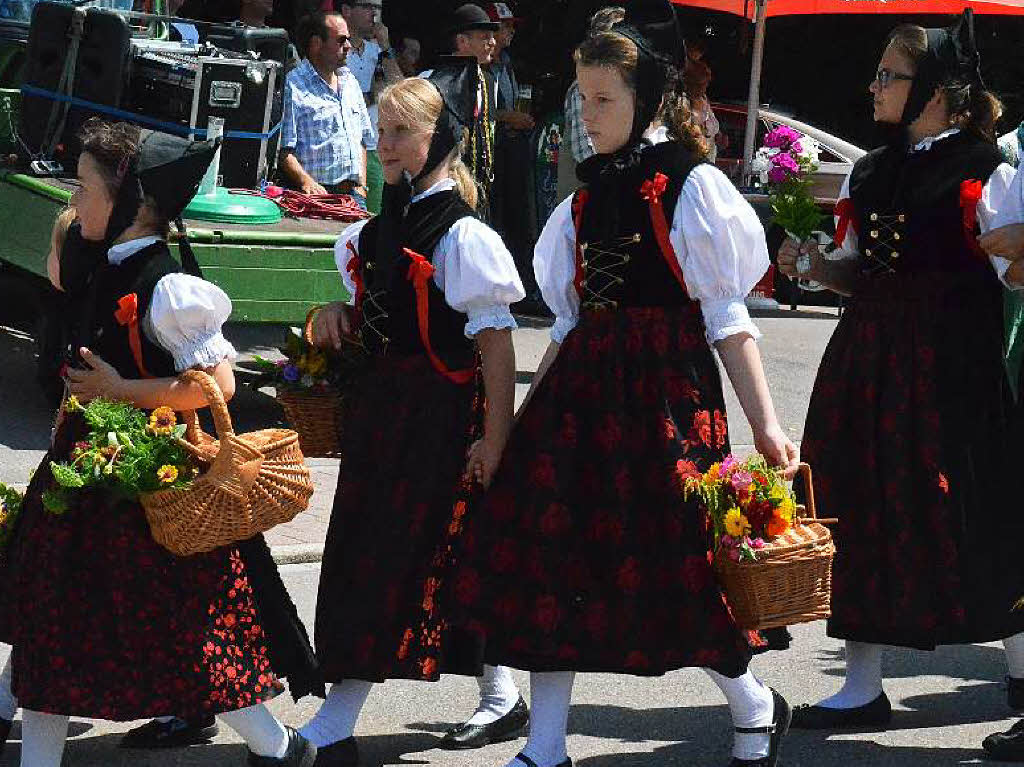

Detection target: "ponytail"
[449, 141, 479, 210]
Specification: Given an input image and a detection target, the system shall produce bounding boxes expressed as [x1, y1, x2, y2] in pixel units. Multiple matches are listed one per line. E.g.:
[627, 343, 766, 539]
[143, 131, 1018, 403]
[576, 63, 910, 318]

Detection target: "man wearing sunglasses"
[338, 1, 402, 214]
[280, 11, 374, 207]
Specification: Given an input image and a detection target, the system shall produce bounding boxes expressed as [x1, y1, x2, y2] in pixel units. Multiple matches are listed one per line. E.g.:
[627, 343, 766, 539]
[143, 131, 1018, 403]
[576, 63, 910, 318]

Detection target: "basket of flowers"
[686, 457, 836, 630]
[252, 308, 365, 458]
[46, 380, 313, 557]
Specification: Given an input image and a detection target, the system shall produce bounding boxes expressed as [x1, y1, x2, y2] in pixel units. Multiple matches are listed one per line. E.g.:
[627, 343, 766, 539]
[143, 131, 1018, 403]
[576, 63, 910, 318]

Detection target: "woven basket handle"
[794, 462, 838, 525]
[179, 369, 236, 445]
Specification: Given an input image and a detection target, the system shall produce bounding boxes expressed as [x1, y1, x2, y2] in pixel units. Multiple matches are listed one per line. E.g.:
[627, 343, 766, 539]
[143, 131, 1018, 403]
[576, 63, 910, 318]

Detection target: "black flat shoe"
[790, 692, 892, 730]
[119, 716, 219, 749]
[248, 727, 316, 766]
[1008, 677, 1024, 711]
[728, 687, 791, 767]
[983, 719, 1024, 761]
[312, 736, 358, 766]
[0, 716, 11, 757]
[439, 696, 529, 750]
[515, 753, 571, 767]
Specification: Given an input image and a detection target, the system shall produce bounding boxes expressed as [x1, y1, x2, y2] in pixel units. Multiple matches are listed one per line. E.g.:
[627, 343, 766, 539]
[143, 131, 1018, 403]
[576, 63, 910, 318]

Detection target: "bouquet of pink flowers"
[751, 125, 825, 241]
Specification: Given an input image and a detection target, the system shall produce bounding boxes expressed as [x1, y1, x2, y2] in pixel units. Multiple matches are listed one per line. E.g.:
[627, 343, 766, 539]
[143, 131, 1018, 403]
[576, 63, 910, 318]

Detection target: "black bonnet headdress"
[900, 9, 984, 128]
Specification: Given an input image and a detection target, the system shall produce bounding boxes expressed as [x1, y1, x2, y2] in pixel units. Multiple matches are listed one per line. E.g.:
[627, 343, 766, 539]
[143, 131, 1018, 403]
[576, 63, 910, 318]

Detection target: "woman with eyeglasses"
[777, 12, 1024, 732]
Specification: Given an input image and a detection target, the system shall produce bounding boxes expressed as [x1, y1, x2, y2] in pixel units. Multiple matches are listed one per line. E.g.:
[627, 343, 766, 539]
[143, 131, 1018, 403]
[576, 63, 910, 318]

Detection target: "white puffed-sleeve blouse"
[334, 178, 526, 337]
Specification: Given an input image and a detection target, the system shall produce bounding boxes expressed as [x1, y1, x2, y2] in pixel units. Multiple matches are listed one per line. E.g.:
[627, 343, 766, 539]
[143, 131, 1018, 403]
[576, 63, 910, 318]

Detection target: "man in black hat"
[420, 4, 499, 220]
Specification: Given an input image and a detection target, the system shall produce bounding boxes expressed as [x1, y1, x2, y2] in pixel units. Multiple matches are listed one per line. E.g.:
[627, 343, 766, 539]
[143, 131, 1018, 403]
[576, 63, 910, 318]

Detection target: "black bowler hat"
[448, 3, 500, 34]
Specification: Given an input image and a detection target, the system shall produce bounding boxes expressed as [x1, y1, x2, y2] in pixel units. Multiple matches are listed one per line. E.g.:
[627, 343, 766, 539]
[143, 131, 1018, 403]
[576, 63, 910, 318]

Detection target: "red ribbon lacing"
[833, 197, 858, 249]
[114, 293, 153, 379]
[404, 248, 475, 385]
[959, 179, 988, 262]
[640, 173, 689, 296]
[571, 189, 589, 298]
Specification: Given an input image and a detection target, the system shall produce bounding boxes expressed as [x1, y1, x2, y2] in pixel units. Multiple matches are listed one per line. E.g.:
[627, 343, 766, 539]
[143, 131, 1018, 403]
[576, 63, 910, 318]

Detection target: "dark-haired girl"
[0, 120, 316, 767]
[777, 12, 1024, 732]
[454, 2, 799, 766]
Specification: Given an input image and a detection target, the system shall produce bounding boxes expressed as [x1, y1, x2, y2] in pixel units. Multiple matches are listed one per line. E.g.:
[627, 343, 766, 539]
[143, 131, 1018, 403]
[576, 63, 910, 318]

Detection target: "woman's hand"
[777, 236, 822, 280]
[754, 422, 800, 479]
[464, 437, 505, 489]
[312, 302, 354, 350]
[66, 348, 125, 403]
[979, 223, 1024, 261]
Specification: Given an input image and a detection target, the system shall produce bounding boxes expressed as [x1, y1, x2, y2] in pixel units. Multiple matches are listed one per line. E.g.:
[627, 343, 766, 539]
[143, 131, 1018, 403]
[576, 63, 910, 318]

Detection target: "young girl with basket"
[300, 61, 525, 766]
[777, 11, 1024, 732]
[452, 2, 800, 766]
[0, 119, 317, 767]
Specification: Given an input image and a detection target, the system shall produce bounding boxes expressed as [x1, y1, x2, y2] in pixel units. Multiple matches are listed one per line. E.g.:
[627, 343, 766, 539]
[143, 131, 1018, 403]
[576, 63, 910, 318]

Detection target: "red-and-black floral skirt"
[315, 354, 481, 683]
[801, 270, 1024, 649]
[0, 411, 284, 720]
[452, 305, 769, 678]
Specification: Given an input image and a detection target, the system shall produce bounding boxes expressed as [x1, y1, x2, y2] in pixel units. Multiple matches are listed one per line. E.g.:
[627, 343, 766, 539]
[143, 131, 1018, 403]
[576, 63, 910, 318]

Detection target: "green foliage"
[0, 482, 23, 551]
[45, 399, 197, 516]
[770, 177, 826, 242]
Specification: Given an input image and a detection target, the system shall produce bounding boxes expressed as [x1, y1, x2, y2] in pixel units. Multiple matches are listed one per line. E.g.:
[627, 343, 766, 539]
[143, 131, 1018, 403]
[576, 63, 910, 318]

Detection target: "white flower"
[107, 432, 120, 447]
[301, 374, 315, 388]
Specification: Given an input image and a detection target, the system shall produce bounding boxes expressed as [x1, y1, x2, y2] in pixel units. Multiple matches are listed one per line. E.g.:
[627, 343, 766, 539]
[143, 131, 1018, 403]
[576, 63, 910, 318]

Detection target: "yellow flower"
[705, 463, 722, 483]
[156, 465, 179, 484]
[723, 508, 751, 538]
[305, 351, 327, 377]
[777, 497, 796, 521]
[148, 407, 177, 435]
[769, 483, 786, 501]
[64, 395, 81, 412]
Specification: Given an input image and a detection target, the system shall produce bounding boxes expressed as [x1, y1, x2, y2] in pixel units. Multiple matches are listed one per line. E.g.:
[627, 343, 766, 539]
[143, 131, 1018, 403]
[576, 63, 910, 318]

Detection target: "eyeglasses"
[874, 68, 914, 89]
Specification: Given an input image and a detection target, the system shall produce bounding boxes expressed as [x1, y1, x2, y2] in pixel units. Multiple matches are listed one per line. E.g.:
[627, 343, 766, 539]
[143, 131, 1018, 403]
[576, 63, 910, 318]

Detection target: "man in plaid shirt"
[280, 11, 374, 208]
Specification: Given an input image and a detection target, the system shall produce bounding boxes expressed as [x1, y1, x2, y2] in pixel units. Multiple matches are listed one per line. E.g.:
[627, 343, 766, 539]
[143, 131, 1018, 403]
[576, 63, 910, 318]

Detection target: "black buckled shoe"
[119, 716, 219, 749]
[0, 716, 11, 757]
[312, 736, 358, 766]
[728, 687, 791, 767]
[439, 696, 529, 750]
[1008, 677, 1024, 711]
[790, 692, 892, 730]
[983, 719, 1024, 761]
[515, 753, 572, 767]
[248, 727, 316, 766]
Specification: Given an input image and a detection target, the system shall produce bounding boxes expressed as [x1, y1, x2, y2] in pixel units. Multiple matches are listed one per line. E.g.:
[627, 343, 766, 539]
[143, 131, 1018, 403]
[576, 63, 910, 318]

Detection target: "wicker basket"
[275, 307, 344, 458]
[713, 463, 836, 630]
[141, 370, 314, 557]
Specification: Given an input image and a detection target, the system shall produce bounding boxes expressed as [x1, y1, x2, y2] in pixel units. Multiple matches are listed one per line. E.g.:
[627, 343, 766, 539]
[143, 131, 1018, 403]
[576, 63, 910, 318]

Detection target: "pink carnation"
[764, 125, 802, 150]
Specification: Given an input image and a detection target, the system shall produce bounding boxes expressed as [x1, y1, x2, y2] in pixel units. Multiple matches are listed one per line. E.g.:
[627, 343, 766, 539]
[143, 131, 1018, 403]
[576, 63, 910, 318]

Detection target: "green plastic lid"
[184, 187, 283, 225]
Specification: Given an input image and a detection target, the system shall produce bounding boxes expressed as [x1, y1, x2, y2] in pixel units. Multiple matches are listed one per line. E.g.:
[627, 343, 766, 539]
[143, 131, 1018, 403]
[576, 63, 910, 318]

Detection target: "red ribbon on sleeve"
[640, 172, 689, 296]
[833, 197, 858, 249]
[959, 179, 987, 261]
[114, 293, 153, 379]
[346, 241, 365, 318]
[404, 248, 475, 385]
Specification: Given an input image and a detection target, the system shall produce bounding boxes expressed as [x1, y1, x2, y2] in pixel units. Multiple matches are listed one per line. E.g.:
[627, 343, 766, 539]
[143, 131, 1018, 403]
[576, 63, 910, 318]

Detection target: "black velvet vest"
[76, 243, 181, 380]
[849, 131, 1004, 277]
[355, 190, 478, 373]
[573, 141, 702, 309]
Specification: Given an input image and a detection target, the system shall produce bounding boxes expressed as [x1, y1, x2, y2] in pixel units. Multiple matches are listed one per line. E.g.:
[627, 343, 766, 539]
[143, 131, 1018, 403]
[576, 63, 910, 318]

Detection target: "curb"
[270, 543, 325, 565]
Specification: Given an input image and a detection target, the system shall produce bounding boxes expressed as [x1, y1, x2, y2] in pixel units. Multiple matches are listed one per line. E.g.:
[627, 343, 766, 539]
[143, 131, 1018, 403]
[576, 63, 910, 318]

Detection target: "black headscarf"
[900, 9, 985, 128]
[373, 57, 481, 282]
[104, 130, 219, 276]
[576, 0, 683, 179]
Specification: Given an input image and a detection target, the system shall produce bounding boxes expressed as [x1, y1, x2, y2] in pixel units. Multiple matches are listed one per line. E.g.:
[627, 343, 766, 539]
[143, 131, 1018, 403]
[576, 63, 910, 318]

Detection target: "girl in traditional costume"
[300, 60, 524, 766]
[777, 11, 1024, 732]
[453, 2, 800, 766]
[0, 120, 317, 767]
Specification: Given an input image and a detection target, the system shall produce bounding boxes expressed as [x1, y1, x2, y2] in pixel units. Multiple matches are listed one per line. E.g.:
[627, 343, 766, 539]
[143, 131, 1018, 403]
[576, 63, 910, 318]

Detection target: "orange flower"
[148, 407, 177, 435]
[156, 465, 179, 484]
[767, 512, 791, 538]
